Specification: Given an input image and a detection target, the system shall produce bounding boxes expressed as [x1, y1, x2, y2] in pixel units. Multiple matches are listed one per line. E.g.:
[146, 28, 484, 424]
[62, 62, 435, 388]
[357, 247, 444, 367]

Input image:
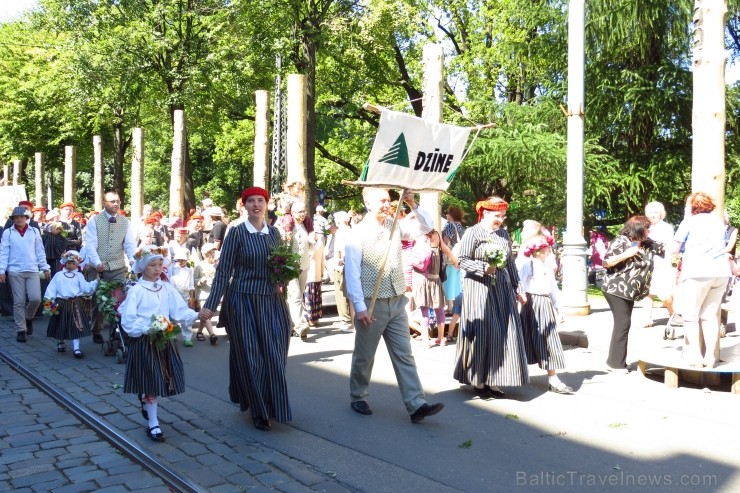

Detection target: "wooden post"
[131, 128, 144, 224]
[170, 111, 185, 220]
[287, 74, 308, 203]
[93, 135, 104, 211]
[254, 90, 270, 190]
[2, 164, 7, 186]
[12, 160, 20, 187]
[692, 0, 728, 212]
[34, 153, 44, 207]
[420, 44, 444, 232]
[64, 145, 77, 203]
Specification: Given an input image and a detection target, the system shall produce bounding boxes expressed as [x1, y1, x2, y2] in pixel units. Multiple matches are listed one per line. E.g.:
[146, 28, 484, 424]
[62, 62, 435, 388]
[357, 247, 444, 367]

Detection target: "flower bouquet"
[96, 280, 127, 325]
[148, 314, 181, 351]
[42, 298, 59, 316]
[481, 240, 507, 283]
[267, 241, 301, 298]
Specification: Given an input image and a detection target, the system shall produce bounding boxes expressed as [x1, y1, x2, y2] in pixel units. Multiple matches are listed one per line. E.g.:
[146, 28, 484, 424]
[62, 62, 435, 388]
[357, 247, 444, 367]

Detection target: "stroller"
[96, 277, 136, 363]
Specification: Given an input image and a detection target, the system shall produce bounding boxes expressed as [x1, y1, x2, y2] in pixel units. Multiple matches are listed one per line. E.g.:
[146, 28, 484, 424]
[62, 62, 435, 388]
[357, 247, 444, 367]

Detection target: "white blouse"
[45, 271, 98, 299]
[517, 257, 561, 312]
[118, 279, 198, 337]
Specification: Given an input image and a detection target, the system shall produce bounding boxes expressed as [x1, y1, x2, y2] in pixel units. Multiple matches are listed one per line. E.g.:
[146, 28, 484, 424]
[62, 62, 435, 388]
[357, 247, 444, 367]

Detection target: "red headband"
[475, 199, 509, 222]
[241, 186, 270, 204]
[18, 200, 33, 208]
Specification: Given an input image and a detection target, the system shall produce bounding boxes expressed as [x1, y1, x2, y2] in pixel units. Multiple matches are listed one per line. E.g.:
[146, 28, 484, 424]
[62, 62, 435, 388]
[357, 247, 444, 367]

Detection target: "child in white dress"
[516, 235, 574, 394]
[194, 243, 218, 344]
[44, 250, 98, 358]
[169, 250, 196, 346]
[118, 245, 198, 442]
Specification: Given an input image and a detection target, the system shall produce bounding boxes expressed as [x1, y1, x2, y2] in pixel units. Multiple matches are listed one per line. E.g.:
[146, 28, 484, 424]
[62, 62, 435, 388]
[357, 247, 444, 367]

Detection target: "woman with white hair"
[643, 201, 675, 326]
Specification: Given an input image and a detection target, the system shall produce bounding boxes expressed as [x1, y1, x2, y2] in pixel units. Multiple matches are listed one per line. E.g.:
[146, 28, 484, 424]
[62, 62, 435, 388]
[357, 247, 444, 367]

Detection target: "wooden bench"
[638, 336, 740, 394]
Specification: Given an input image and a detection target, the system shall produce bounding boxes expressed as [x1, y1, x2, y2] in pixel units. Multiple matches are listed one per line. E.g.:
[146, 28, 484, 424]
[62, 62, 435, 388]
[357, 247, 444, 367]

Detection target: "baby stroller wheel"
[115, 348, 125, 364]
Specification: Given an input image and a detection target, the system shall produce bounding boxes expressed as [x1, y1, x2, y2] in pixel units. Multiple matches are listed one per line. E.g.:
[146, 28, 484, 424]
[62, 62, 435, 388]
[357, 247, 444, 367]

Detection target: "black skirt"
[123, 335, 185, 397]
[46, 297, 93, 340]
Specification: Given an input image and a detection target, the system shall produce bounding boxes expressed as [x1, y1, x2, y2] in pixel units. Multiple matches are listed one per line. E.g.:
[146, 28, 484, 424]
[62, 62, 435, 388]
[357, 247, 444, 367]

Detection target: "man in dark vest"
[84, 191, 136, 343]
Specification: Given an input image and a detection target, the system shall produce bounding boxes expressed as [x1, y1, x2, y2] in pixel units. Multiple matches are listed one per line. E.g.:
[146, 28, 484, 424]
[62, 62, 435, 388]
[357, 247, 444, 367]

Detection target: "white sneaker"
[606, 366, 630, 375]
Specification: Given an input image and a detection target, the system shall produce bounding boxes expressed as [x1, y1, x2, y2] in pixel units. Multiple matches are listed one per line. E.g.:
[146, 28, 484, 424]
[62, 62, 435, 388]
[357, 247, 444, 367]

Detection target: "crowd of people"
[3, 185, 734, 440]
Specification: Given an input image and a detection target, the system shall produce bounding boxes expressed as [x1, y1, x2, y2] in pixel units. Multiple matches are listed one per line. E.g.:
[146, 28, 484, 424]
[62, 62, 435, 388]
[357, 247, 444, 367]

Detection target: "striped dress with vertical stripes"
[203, 222, 292, 422]
[453, 224, 529, 387]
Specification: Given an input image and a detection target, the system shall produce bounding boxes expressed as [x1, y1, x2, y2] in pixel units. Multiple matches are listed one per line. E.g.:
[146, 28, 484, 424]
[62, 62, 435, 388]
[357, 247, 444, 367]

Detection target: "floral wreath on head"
[134, 246, 169, 260]
[60, 251, 83, 264]
[523, 235, 554, 257]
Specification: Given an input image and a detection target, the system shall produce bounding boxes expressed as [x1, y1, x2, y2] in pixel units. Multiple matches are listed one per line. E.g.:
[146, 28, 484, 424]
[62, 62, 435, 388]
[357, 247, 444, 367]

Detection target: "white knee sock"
[548, 374, 562, 386]
[72, 339, 80, 351]
[145, 399, 159, 429]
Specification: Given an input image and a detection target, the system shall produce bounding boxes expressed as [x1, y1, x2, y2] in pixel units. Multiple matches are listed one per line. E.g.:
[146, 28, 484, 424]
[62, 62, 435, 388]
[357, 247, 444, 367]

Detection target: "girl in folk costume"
[44, 251, 99, 358]
[118, 245, 198, 442]
[194, 243, 218, 344]
[516, 235, 574, 394]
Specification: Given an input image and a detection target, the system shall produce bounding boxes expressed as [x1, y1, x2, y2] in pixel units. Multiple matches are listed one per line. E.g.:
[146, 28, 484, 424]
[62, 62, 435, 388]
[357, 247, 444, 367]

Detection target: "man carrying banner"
[344, 187, 444, 423]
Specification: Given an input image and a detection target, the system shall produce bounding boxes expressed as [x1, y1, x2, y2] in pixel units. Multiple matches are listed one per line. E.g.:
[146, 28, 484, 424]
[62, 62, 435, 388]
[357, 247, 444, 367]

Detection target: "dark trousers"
[604, 292, 635, 369]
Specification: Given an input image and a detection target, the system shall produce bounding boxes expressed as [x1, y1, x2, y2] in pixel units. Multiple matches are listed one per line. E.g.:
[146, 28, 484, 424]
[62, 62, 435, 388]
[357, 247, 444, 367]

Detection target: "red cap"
[151, 211, 163, 219]
[18, 200, 33, 208]
[32, 206, 46, 213]
[59, 201, 75, 210]
[176, 227, 189, 234]
[144, 216, 158, 225]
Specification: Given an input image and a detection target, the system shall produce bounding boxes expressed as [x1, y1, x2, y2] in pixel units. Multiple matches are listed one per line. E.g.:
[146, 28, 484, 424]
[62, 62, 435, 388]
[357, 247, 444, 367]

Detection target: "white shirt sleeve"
[344, 231, 366, 313]
[85, 218, 101, 267]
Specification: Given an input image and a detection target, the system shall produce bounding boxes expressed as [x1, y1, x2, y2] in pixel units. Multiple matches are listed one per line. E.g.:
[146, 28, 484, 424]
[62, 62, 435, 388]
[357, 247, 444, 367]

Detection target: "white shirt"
[517, 256, 561, 312]
[118, 279, 198, 337]
[45, 270, 98, 299]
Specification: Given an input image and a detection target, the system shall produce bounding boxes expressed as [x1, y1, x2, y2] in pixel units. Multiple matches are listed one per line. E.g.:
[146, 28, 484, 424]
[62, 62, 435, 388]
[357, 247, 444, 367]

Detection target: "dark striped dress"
[119, 279, 198, 397]
[453, 224, 529, 387]
[203, 221, 292, 422]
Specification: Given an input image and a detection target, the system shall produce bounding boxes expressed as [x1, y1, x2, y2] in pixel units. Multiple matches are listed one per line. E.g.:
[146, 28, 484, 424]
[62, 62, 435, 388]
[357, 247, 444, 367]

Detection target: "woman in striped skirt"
[453, 197, 529, 399]
[516, 235, 574, 394]
[199, 187, 292, 432]
[118, 245, 198, 442]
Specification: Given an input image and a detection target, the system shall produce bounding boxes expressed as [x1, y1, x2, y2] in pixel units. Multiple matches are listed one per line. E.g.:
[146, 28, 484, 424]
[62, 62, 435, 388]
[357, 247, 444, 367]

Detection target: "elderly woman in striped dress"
[199, 187, 292, 432]
[453, 196, 529, 399]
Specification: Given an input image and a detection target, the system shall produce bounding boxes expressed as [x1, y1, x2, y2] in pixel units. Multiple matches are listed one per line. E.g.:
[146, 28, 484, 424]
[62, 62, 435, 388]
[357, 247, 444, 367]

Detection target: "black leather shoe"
[138, 394, 149, 420]
[16, 331, 27, 343]
[485, 385, 506, 398]
[410, 402, 444, 423]
[93, 334, 105, 344]
[146, 426, 166, 442]
[252, 417, 272, 431]
[25, 319, 33, 335]
[473, 386, 493, 400]
[350, 401, 373, 415]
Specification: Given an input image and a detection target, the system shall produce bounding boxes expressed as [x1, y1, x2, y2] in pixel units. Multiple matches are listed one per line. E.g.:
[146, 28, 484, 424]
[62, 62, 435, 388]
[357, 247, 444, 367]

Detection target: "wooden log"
[664, 367, 679, 389]
[93, 135, 104, 211]
[254, 90, 270, 190]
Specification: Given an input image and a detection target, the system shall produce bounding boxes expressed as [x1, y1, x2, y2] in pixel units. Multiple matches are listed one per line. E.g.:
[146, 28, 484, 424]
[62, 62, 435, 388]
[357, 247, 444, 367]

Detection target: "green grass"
[587, 286, 605, 299]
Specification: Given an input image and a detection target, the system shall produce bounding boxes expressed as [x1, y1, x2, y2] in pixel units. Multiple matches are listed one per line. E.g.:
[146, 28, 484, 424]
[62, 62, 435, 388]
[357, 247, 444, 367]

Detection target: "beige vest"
[94, 214, 130, 271]
[359, 219, 405, 299]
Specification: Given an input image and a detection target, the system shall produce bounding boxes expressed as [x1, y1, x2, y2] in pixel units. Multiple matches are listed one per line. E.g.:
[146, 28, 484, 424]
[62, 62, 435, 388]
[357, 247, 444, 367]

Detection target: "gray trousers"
[350, 295, 426, 414]
[287, 269, 309, 329]
[8, 271, 41, 333]
[333, 269, 351, 323]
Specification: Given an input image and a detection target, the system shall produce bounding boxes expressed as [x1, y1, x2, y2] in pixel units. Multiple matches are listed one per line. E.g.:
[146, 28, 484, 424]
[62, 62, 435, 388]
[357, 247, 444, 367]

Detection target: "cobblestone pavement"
[0, 314, 353, 493]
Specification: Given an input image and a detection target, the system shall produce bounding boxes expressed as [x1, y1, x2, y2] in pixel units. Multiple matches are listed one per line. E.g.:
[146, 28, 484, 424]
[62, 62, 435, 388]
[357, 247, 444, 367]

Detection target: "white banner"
[361, 110, 472, 192]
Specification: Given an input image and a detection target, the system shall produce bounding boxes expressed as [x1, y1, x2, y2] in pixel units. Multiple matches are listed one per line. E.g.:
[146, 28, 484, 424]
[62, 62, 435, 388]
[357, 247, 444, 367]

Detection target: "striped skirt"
[46, 297, 93, 340]
[520, 293, 566, 370]
[123, 336, 185, 397]
[221, 290, 292, 422]
[453, 272, 529, 387]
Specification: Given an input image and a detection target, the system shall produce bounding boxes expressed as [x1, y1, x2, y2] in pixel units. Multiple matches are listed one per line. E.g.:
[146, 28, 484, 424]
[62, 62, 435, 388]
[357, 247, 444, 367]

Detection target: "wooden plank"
[732, 374, 740, 395]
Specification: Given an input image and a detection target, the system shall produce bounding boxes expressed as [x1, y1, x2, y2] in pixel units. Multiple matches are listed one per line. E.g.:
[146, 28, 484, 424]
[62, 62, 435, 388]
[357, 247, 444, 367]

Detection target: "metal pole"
[561, 0, 590, 315]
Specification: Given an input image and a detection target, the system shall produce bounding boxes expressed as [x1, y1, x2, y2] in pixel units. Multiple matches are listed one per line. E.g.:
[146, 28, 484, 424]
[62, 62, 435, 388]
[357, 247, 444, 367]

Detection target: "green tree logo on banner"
[378, 134, 410, 168]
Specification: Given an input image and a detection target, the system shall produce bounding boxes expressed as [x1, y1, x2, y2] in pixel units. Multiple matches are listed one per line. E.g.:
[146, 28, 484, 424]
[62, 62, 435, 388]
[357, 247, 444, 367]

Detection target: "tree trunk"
[303, 35, 318, 215]
[170, 104, 195, 214]
[113, 123, 128, 206]
[692, 0, 727, 213]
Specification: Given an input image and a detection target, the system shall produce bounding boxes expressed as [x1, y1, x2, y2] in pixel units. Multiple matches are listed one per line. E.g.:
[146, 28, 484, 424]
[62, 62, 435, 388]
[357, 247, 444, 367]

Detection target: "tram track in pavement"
[0, 346, 208, 493]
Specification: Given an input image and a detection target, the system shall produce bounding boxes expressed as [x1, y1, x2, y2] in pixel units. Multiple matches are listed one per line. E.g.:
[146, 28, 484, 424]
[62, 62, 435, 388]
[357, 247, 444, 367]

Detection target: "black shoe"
[57, 341, 67, 352]
[350, 400, 373, 415]
[146, 426, 165, 442]
[16, 331, 27, 343]
[410, 402, 444, 423]
[73, 349, 84, 359]
[473, 386, 493, 400]
[485, 385, 506, 399]
[25, 319, 33, 335]
[252, 417, 272, 431]
[548, 383, 574, 395]
[93, 334, 104, 344]
[291, 330, 299, 338]
[138, 394, 149, 420]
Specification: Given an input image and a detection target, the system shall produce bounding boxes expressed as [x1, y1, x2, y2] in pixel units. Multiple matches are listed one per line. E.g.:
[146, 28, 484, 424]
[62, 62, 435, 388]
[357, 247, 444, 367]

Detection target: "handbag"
[450, 224, 463, 259]
[439, 247, 447, 282]
[411, 238, 432, 273]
